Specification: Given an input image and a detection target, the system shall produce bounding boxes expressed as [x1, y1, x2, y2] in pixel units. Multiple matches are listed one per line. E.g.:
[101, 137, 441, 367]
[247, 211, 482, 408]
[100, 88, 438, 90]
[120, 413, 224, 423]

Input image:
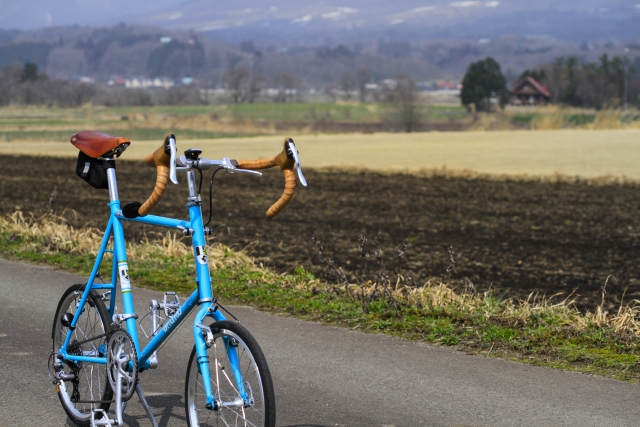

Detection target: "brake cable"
[204, 167, 223, 228]
[195, 166, 203, 195]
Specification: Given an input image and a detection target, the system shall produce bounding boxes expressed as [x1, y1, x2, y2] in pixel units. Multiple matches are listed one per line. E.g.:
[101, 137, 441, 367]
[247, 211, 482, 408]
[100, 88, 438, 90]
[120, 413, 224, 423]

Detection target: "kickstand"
[136, 384, 159, 427]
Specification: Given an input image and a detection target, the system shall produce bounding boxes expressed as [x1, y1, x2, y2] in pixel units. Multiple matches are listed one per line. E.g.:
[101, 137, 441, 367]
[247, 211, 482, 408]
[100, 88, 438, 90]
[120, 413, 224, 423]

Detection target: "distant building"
[510, 77, 551, 106]
[434, 80, 459, 91]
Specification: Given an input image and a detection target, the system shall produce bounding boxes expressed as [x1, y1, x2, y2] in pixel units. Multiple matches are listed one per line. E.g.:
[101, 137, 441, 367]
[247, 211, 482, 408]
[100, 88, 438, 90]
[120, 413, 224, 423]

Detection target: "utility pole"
[624, 47, 629, 111]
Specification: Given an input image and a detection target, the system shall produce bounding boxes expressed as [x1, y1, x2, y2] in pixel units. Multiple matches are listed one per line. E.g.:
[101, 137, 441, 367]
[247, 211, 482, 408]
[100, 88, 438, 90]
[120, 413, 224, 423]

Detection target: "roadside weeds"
[1, 210, 639, 382]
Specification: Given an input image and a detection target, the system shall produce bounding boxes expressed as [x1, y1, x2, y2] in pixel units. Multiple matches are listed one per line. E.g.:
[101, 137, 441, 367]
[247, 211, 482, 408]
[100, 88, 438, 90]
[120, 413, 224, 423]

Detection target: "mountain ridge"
[0, 1, 639, 45]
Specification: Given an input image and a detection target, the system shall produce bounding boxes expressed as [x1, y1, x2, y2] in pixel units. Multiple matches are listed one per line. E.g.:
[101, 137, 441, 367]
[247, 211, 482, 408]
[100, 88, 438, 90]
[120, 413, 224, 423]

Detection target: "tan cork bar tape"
[237, 137, 297, 219]
[144, 152, 156, 166]
[138, 135, 172, 216]
[266, 169, 296, 218]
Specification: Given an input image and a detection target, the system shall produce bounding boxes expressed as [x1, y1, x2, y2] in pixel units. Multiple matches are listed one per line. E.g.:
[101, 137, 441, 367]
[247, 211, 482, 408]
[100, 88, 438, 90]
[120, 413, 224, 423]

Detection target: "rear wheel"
[51, 284, 112, 426]
[185, 320, 276, 427]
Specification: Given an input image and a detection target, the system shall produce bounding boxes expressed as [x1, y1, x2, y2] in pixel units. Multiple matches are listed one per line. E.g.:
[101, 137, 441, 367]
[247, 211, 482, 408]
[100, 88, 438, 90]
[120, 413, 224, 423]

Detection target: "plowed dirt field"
[2, 154, 639, 311]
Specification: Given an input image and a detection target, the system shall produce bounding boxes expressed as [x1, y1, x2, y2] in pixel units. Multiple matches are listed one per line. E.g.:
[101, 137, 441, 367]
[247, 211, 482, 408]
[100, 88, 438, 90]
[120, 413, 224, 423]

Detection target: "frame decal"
[195, 245, 208, 265]
[118, 262, 131, 293]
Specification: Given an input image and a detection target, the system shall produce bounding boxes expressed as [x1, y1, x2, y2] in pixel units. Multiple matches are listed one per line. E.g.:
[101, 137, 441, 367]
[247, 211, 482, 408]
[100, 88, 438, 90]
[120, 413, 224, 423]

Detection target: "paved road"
[0, 258, 639, 427]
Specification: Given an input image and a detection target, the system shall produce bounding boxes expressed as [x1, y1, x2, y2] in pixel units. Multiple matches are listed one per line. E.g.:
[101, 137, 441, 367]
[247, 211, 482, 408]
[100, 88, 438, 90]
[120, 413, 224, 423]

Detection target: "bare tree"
[384, 74, 423, 132]
[337, 71, 356, 101]
[0, 64, 21, 106]
[356, 68, 370, 103]
[323, 83, 338, 102]
[223, 67, 249, 103]
[248, 73, 266, 103]
[273, 71, 300, 103]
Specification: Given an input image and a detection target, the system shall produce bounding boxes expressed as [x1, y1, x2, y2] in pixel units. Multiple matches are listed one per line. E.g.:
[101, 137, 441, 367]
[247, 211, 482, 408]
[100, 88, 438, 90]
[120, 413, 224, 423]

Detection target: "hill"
[1, 0, 639, 45]
[0, 24, 637, 85]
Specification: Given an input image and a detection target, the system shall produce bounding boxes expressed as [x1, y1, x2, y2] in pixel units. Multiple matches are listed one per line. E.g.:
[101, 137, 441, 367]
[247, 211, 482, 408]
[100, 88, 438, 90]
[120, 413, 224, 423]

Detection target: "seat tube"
[107, 162, 141, 351]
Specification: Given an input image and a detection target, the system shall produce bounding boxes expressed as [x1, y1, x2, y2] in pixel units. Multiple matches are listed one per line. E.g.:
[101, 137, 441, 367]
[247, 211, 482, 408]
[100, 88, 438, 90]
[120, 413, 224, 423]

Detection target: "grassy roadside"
[2, 211, 640, 382]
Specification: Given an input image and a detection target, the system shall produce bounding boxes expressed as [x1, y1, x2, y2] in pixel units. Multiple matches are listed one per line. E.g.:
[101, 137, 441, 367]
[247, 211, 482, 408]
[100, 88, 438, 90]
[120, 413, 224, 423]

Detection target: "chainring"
[106, 327, 138, 402]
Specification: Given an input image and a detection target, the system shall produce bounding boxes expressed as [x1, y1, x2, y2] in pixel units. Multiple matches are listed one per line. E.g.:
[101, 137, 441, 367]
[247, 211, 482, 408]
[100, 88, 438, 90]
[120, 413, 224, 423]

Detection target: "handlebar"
[136, 134, 178, 217]
[132, 135, 307, 220]
[235, 137, 307, 218]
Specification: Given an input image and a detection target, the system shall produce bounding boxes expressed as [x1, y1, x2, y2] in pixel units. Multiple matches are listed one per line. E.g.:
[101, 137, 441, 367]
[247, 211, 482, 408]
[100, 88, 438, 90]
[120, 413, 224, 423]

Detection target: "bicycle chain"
[70, 331, 108, 347]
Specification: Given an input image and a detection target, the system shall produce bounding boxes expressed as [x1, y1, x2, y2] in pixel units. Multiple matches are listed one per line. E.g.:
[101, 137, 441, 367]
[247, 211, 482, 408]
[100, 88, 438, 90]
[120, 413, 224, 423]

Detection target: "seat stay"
[60, 215, 115, 353]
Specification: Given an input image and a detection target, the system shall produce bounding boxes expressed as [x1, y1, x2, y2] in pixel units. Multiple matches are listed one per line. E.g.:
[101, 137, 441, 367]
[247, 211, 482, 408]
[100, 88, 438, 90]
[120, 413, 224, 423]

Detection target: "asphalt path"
[0, 258, 639, 427]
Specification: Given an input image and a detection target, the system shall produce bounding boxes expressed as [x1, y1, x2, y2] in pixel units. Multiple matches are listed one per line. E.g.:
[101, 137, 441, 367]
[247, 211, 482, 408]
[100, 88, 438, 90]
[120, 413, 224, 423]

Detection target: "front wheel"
[185, 320, 276, 427]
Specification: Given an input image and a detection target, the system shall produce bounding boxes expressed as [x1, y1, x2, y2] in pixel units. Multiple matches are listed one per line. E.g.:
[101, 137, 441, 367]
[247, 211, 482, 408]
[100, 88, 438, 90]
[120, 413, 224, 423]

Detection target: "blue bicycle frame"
[57, 159, 246, 407]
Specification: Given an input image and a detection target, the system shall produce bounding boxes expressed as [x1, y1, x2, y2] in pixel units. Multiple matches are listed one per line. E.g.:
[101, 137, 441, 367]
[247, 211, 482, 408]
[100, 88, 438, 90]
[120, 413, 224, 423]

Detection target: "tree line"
[0, 63, 96, 107]
[0, 63, 204, 107]
[221, 66, 376, 104]
[536, 54, 639, 109]
[0, 62, 423, 132]
[460, 54, 640, 112]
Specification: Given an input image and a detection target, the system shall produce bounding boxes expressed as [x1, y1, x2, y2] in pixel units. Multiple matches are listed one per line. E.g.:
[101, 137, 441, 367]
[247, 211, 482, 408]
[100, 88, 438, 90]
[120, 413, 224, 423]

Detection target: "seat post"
[105, 158, 119, 202]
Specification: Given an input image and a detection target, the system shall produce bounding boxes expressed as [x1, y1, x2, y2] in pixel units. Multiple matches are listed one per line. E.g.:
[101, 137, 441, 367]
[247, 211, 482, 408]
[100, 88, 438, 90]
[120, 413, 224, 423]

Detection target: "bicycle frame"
[57, 161, 247, 407]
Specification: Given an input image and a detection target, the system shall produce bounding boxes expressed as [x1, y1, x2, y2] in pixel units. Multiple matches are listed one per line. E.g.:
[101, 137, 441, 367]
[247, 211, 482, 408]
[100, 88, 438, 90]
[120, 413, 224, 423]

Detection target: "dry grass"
[533, 106, 566, 130]
[467, 113, 510, 131]
[4, 129, 640, 179]
[0, 210, 255, 271]
[4, 210, 640, 337]
[333, 278, 640, 336]
[592, 109, 623, 130]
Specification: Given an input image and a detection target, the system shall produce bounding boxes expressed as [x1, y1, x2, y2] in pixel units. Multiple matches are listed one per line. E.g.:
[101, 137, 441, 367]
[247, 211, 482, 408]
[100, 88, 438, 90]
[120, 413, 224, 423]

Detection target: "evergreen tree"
[20, 62, 39, 82]
[460, 57, 509, 112]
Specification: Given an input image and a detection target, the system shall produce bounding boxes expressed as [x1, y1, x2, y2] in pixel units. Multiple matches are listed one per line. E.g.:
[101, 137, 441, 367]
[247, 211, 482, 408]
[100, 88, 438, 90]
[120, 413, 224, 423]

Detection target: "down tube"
[137, 290, 200, 366]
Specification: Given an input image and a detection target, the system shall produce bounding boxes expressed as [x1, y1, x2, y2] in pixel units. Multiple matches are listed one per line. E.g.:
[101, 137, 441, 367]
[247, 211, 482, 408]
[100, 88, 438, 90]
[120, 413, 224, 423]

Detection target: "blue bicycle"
[49, 131, 307, 427]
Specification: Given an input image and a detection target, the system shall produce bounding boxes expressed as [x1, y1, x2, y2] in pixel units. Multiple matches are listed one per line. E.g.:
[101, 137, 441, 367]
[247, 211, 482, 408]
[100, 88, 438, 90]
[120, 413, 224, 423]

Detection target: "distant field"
[0, 104, 467, 136]
[2, 129, 640, 179]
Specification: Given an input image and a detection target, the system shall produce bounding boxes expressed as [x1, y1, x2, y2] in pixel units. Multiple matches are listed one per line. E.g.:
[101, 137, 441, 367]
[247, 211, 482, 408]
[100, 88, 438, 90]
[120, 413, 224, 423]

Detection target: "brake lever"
[168, 136, 178, 184]
[221, 157, 262, 176]
[286, 141, 307, 187]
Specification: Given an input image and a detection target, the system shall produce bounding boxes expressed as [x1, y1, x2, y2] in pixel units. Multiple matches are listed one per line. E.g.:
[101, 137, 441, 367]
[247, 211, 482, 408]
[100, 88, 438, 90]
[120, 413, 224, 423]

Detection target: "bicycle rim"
[185, 321, 275, 427]
[52, 284, 112, 425]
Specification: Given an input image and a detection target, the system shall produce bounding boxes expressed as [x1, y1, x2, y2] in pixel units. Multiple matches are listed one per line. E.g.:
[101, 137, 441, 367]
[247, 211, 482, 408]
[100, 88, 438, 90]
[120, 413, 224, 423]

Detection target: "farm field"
[0, 104, 638, 141]
[0, 104, 466, 138]
[2, 129, 640, 178]
[2, 154, 640, 311]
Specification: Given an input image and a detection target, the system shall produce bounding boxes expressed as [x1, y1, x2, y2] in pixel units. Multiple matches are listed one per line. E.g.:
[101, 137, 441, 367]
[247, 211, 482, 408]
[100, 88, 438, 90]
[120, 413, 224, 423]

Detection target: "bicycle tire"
[184, 320, 276, 427]
[51, 283, 113, 426]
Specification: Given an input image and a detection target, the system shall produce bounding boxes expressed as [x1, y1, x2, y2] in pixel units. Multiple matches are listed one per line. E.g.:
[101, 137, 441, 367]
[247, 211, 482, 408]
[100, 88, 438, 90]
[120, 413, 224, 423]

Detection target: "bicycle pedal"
[90, 409, 114, 426]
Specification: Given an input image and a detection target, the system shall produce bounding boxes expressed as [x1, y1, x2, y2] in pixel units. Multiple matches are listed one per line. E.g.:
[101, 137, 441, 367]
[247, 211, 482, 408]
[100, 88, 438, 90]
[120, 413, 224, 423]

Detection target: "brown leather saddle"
[71, 131, 130, 158]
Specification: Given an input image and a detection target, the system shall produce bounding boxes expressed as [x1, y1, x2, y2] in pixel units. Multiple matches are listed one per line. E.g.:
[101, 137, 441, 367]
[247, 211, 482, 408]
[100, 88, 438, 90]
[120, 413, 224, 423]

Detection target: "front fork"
[193, 304, 249, 409]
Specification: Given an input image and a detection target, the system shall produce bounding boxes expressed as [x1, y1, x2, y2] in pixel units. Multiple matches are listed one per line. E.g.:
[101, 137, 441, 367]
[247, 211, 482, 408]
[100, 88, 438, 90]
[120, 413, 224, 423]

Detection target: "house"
[511, 77, 551, 106]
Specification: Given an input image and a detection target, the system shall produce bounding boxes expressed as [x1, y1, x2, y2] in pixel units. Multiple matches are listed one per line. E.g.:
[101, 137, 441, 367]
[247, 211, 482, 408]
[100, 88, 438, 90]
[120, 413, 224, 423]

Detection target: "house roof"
[512, 76, 551, 98]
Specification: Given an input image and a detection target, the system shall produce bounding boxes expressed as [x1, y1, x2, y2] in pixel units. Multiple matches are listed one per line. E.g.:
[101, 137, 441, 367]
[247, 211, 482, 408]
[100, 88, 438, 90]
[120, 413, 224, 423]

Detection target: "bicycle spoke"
[53, 285, 111, 424]
[187, 323, 272, 427]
